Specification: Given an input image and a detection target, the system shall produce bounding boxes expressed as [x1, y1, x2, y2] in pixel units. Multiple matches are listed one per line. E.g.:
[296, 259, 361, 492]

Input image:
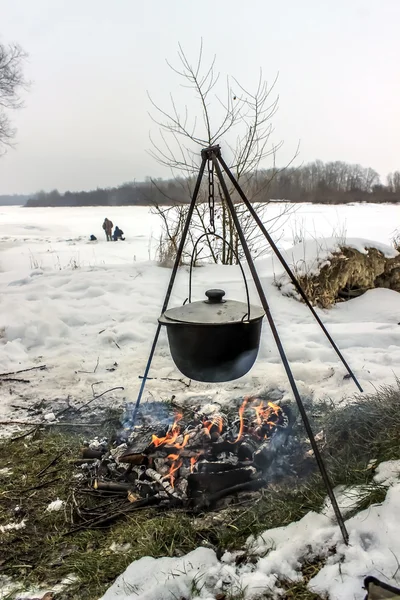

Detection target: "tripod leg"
[217, 154, 362, 393]
[131, 156, 207, 425]
[213, 156, 349, 544]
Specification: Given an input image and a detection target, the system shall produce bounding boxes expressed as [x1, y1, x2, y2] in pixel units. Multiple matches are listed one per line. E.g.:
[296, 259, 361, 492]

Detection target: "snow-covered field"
[1, 202, 400, 600]
[1, 203, 399, 422]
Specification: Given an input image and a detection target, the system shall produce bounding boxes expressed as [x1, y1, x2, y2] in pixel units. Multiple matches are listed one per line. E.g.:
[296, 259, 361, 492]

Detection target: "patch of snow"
[109, 542, 132, 553]
[46, 499, 65, 512]
[43, 412, 57, 422]
[100, 548, 221, 600]
[373, 459, 400, 486]
[100, 484, 400, 600]
[321, 484, 365, 519]
[0, 576, 19, 599]
[1, 574, 79, 599]
[0, 467, 13, 476]
[273, 236, 398, 292]
[52, 573, 79, 592]
[0, 519, 26, 534]
[88, 437, 108, 450]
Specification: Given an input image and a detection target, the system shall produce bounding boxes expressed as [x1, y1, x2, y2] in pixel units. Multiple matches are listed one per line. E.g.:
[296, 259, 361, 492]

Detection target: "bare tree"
[148, 41, 298, 265]
[0, 40, 28, 154]
[387, 171, 400, 194]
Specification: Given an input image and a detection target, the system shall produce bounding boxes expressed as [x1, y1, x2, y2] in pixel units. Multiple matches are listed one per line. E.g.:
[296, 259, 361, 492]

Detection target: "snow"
[321, 484, 365, 519]
[275, 236, 397, 280]
[0, 467, 13, 476]
[0, 520, 26, 534]
[45, 499, 65, 512]
[273, 236, 398, 298]
[100, 483, 400, 600]
[0, 204, 400, 425]
[374, 459, 400, 487]
[0, 573, 79, 599]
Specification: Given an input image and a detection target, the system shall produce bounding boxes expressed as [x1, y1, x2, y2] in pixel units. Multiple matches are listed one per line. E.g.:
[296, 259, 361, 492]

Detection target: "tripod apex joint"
[201, 144, 221, 159]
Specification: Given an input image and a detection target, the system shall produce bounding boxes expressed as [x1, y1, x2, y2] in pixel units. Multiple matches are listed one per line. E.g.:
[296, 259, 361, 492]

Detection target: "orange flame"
[165, 458, 183, 488]
[253, 401, 264, 426]
[253, 400, 281, 426]
[233, 397, 249, 442]
[203, 415, 224, 435]
[167, 453, 179, 461]
[151, 413, 183, 447]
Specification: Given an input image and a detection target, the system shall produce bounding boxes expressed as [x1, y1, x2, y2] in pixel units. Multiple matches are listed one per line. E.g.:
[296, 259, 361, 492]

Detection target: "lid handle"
[205, 289, 226, 304]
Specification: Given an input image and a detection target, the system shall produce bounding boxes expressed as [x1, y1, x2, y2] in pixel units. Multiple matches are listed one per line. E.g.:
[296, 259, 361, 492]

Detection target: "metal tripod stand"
[134, 144, 364, 544]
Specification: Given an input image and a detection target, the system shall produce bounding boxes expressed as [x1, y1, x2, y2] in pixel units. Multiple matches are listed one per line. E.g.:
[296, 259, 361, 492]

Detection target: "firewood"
[145, 468, 183, 500]
[81, 448, 105, 459]
[118, 453, 147, 465]
[93, 480, 132, 493]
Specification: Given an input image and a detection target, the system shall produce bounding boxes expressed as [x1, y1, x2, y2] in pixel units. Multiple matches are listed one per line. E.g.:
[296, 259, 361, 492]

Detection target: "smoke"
[118, 400, 173, 441]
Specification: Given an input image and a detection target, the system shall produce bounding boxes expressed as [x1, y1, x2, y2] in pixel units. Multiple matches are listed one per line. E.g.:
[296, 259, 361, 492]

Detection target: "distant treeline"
[0, 194, 30, 206]
[24, 161, 400, 207]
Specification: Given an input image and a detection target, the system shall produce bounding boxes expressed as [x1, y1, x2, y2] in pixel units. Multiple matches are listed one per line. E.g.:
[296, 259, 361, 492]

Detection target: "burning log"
[187, 466, 257, 497]
[198, 477, 267, 509]
[196, 460, 239, 474]
[71, 396, 296, 519]
[145, 468, 183, 501]
[119, 453, 147, 465]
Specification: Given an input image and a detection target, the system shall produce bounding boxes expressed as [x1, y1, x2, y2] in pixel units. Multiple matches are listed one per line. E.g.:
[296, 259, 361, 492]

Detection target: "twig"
[36, 452, 64, 478]
[0, 420, 103, 427]
[55, 386, 124, 418]
[21, 477, 62, 492]
[64, 497, 159, 534]
[138, 376, 191, 388]
[76, 357, 100, 375]
[11, 427, 38, 442]
[0, 377, 31, 384]
[0, 365, 46, 377]
[73, 386, 125, 413]
[90, 381, 103, 398]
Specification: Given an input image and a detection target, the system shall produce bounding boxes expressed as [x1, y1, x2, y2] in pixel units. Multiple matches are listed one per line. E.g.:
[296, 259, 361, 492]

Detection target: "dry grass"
[1, 383, 400, 598]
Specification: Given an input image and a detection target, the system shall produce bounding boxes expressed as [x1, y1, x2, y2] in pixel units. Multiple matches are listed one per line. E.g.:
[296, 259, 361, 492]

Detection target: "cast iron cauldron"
[158, 289, 264, 383]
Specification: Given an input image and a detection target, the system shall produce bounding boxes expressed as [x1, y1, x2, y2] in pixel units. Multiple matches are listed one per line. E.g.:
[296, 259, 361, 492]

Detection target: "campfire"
[75, 397, 294, 515]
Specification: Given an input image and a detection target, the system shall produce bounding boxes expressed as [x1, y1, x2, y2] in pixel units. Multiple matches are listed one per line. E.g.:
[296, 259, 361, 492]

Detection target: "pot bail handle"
[188, 232, 251, 321]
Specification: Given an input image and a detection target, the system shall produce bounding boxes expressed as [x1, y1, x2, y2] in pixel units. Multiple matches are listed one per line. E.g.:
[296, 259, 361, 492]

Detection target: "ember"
[74, 397, 295, 516]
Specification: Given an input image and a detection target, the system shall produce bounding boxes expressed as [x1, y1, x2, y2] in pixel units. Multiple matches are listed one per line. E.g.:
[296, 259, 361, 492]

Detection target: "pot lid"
[159, 289, 264, 325]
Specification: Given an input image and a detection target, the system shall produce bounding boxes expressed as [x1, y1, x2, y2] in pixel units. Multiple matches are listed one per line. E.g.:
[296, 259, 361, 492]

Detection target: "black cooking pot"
[158, 288, 264, 383]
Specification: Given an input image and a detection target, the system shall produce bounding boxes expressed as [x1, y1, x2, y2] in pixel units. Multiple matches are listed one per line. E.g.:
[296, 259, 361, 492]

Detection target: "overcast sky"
[0, 0, 399, 194]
